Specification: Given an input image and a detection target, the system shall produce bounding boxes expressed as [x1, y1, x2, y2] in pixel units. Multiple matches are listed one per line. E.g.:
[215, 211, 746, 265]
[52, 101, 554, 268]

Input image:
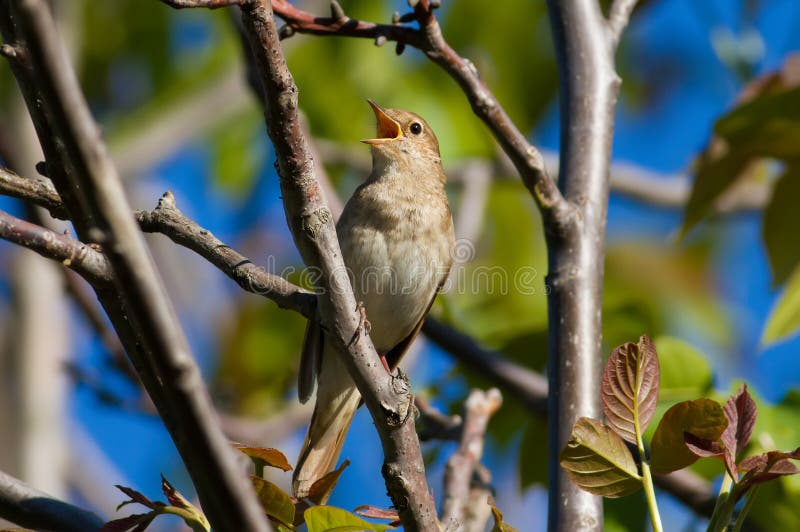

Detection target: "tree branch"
[270, 0, 571, 226]
[0, 166, 67, 219]
[0, 209, 111, 285]
[607, 0, 639, 48]
[0, 1, 270, 529]
[544, 0, 623, 528]
[0, 470, 103, 532]
[440, 388, 502, 529]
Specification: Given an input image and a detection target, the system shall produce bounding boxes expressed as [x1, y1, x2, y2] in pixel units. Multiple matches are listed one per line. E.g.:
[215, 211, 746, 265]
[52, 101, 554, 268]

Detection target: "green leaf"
[601, 335, 660, 444]
[251, 476, 295, 527]
[763, 264, 800, 346]
[489, 497, 519, 532]
[763, 169, 800, 285]
[235, 445, 293, 472]
[303, 505, 394, 532]
[559, 418, 642, 498]
[649, 399, 728, 474]
[654, 336, 712, 401]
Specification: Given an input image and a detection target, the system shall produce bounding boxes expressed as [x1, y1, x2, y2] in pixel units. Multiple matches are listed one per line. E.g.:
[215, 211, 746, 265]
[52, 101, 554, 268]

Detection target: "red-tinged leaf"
[684, 432, 736, 479]
[559, 418, 642, 498]
[234, 445, 292, 472]
[737, 448, 800, 499]
[160, 475, 191, 510]
[251, 476, 295, 526]
[307, 458, 350, 505]
[354, 505, 400, 522]
[721, 384, 757, 461]
[601, 335, 660, 444]
[649, 398, 728, 474]
[100, 512, 157, 532]
[113, 486, 160, 511]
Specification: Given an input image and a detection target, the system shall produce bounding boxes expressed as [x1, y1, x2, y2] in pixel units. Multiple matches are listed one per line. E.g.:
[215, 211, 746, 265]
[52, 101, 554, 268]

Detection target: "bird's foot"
[356, 301, 372, 335]
[347, 301, 372, 348]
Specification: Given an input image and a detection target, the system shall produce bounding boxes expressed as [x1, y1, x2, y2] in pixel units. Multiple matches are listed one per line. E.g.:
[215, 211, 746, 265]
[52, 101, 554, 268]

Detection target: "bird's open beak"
[361, 100, 403, 145]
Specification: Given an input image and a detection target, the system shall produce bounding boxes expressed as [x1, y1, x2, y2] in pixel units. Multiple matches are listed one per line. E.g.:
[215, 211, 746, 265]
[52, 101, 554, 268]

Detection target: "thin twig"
[607, 0, 639, 49]
[0, 210, 111, 285]
[440, 388, 502, 529]
[0, 469, 103, 532]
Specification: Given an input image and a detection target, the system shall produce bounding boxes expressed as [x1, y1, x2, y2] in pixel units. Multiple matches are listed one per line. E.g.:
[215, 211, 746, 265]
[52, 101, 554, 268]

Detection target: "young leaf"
[559, 417, 642, 498]
[649, 398, 728, 474]
[601, 335, 660, 444]
[737, 448, 800, 499]
[234, 445, 293, 472]
[113, 485, 159, 511]
[303, 505, 394, 532]
[101, 512, 157, 532]
[160, 475, 191, 510]
[307, 458, 350, 505]
[720, 384, 757, 478]
[251, 476, 296, 527]
[489, 497, 519, 532]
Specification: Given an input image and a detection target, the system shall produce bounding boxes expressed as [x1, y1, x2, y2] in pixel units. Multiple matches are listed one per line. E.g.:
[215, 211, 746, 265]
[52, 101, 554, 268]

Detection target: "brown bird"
[292, 101, 455, 499]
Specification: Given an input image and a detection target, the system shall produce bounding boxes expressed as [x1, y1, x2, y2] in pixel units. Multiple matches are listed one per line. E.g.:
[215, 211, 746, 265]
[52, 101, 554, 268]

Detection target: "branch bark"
[543, 0, 635, 529]
[0, 1, 270, 529]
[0, 470, 103, 532]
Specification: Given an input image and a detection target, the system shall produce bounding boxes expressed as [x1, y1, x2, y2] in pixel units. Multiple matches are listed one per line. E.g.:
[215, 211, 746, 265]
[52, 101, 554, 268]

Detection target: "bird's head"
[361, 100, 442, 178]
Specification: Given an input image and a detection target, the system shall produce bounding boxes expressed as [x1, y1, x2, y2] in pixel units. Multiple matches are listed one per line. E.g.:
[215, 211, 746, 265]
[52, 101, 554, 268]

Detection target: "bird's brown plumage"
[292, 101, 454, 499]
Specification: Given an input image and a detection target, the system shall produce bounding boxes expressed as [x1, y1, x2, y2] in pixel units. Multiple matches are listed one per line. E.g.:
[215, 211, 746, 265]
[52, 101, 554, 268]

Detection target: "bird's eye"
[409, 122, 423, 135]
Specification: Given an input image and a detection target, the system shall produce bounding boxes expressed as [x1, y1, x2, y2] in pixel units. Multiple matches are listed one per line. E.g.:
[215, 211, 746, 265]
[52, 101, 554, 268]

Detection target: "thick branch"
[440, 388, 502, 529]
[0, 470, 103, 532]
[545, 0, 619, 529]
[0, 1, 270, 529]
[270, 0, 571, 226]
[235, 1, 438, 529]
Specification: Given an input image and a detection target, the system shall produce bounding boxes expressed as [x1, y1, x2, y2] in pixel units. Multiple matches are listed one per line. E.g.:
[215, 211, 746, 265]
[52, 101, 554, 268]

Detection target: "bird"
[292, 100, 455, 499]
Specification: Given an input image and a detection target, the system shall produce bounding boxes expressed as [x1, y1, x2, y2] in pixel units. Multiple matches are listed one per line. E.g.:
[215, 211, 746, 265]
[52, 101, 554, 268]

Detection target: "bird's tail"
[292, 348, 361, 500]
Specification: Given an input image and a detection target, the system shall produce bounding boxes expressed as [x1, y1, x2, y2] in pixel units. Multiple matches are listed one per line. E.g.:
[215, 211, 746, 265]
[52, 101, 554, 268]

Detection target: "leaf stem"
[707, 473, 735, 532]
[636, 431, 663, 532]
[731, 485, 759, 532]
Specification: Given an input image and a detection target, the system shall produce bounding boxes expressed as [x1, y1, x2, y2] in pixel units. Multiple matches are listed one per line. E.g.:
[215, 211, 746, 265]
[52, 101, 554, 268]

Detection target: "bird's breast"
[337, 194, 453, 353]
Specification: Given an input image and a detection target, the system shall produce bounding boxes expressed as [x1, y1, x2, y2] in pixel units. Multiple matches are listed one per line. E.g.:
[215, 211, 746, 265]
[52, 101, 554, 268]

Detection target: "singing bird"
[292, 101, 455, 498]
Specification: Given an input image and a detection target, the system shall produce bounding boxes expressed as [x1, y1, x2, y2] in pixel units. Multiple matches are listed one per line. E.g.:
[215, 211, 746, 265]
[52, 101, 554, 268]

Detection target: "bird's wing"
[298, 317, 324, 404]
[384, 279, 447, 370]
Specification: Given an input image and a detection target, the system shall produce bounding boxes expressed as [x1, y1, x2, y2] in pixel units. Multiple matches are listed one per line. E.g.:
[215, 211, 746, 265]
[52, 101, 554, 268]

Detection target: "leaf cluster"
[561, 335, 800, 531]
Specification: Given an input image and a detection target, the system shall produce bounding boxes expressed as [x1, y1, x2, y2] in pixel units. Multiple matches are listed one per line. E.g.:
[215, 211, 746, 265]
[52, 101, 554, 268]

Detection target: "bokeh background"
[1, 0, 800, 530]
